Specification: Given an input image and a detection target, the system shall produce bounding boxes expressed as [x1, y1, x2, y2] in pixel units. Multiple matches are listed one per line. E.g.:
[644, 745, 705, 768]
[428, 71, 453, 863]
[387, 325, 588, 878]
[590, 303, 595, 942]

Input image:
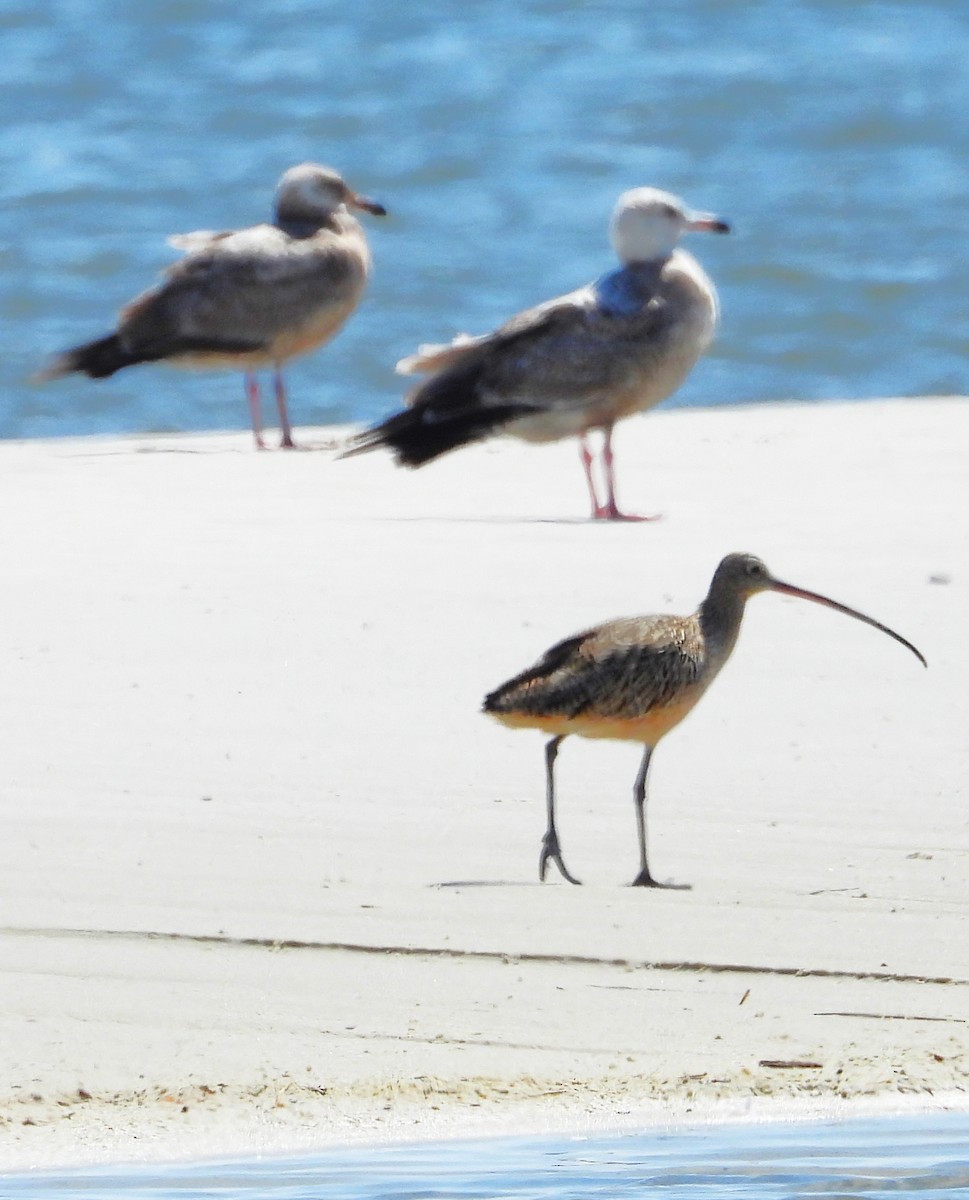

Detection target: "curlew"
[35, 163, 386, 450]
[483, 553, 926, 886]
[342, 187, 728, 519]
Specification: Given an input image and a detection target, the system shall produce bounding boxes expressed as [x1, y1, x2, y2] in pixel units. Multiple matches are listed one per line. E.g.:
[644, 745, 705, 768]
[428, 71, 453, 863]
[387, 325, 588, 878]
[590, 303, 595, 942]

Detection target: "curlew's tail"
[33, 335, 141, 382]
[340, 401, 537, 468]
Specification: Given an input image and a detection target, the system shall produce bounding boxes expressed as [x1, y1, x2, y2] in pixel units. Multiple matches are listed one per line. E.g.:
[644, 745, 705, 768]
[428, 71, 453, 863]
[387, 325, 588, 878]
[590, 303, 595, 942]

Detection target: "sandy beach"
[0, 397, 966, 1170]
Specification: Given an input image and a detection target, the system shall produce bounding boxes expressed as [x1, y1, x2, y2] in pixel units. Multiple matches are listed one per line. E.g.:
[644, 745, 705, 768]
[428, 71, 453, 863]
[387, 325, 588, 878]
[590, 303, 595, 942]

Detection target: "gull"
[343, 187, 727, 517]
[484, 553, 926, 886]
[35, 163, 386, 449]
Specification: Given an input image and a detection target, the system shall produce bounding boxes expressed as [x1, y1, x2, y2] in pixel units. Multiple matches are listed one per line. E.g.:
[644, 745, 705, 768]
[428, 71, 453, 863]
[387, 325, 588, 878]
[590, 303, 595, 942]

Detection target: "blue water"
[3, 0, 968, 440]
[5, 1115, 969, 1198]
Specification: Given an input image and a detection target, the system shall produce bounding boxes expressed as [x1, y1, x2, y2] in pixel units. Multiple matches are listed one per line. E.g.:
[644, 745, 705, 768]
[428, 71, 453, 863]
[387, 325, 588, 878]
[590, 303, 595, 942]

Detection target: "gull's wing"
[119, 223, 367, 356]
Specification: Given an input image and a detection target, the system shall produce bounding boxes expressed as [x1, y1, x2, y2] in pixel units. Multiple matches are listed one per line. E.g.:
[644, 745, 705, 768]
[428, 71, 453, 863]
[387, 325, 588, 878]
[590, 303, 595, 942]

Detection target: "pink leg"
[245, 372, 267, 451]
[273, 368, 297, 449]
[597, 425, 659, 522]
[579, 434, 604, 518]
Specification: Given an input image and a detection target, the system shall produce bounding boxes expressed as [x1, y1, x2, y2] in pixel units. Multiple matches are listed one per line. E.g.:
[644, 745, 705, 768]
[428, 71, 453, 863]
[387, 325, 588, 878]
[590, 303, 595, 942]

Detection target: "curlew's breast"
[490, 691, 703, 745]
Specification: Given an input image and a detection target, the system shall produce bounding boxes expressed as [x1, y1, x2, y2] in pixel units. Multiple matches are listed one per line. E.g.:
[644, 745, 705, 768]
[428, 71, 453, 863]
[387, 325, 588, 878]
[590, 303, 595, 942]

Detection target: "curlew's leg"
[579, 435, 603, 519]
[597, 426, 659, 522]
[273, 367, 297, 450]
[539, 736, 581, 885]
[245, 372, 267, 451]
[630, 745, 660, 886]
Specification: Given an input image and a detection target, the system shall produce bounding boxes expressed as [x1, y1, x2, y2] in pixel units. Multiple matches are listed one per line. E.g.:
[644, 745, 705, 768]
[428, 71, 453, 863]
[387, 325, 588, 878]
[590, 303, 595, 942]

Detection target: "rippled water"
[5, 1115, 969, 1198]
[3, 0, 968, 439]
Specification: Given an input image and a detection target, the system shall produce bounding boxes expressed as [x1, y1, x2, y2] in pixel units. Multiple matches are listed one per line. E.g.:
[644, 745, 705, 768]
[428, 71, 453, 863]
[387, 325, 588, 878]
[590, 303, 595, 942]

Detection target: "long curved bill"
[768, 579, 926, 667]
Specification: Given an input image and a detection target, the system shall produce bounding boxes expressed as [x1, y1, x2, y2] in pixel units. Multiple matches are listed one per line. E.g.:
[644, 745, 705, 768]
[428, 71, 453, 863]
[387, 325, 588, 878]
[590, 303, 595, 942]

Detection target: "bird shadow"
[381, 514, 664, 526]
[432, 880, 547, 888]
[74, 440, 342, 458]
[431, 877, 692, 890]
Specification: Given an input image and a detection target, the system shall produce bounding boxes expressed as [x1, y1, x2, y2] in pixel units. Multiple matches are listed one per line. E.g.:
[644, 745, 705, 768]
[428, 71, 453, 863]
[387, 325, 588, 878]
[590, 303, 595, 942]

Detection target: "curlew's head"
[274, 163, 387, 229]
[610, 187, 729, 265]
[708, 552, 926, 666]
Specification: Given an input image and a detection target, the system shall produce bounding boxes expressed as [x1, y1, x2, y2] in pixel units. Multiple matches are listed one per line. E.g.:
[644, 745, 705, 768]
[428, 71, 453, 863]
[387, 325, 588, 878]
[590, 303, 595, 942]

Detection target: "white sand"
[0, 397, 966, 1170]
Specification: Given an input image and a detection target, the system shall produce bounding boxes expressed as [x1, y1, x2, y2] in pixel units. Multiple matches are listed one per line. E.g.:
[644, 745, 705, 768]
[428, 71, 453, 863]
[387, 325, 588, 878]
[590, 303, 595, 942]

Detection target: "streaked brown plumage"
[35, 163, 386, 450]
[484, 553, 926, 887]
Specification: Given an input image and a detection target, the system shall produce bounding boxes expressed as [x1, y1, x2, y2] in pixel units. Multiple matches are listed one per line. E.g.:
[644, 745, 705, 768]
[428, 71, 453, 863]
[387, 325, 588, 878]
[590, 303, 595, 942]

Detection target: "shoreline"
[0, 389, 960, 452]
[7, 1083, 969, 1174]
[0, 397, 966, 1171]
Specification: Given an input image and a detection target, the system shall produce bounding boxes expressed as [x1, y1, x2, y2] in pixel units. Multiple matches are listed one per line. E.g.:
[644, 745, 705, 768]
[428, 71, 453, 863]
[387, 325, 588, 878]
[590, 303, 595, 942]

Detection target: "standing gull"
[36, 163, 387, 450]
[343, 187, 727, 518]
[484, 553, 925, 886]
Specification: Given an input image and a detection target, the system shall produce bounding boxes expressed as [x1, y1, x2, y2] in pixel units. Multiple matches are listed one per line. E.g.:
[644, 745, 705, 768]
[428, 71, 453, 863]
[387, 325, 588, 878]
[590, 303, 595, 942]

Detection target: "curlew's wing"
[484, 615, 705, 722]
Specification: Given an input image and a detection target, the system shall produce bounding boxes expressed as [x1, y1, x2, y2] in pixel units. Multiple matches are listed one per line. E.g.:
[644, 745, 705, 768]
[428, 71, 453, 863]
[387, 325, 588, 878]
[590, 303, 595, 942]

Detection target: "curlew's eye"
[745, 560, 765, 579]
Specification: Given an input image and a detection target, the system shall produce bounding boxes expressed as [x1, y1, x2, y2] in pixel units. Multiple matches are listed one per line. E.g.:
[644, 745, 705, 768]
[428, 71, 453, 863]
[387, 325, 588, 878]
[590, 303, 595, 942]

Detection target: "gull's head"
[275, 163, 387, 226]
[610, 188, 729, 265]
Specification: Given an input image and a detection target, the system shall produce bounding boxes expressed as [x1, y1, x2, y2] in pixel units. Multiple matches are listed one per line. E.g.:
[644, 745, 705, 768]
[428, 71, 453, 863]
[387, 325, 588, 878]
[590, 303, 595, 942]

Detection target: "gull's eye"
[662, 204, 679, 219]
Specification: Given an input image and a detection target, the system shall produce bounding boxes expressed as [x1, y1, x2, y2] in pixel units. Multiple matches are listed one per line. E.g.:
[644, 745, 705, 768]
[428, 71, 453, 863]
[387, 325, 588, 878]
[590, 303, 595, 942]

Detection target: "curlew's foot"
[630, 868, 691, 890]
[539, 832, 582, 885]
[279, 434, 299, 450]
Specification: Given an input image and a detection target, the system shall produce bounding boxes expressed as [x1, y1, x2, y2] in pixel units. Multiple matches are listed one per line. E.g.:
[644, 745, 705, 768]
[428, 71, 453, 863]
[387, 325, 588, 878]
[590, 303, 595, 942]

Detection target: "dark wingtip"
[336, 432, 379, 461]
